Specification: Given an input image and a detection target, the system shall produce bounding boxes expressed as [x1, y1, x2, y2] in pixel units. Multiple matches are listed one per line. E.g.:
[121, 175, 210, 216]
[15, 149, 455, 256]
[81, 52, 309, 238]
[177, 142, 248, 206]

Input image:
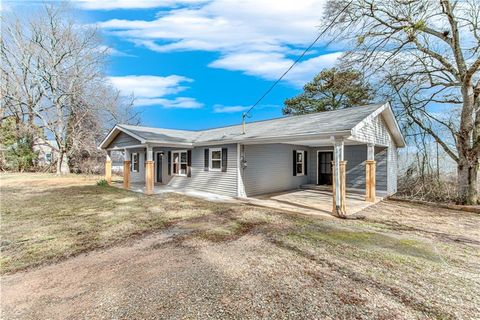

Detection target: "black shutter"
[204, 148, 209, 171]
[221, 148, 228, 172]
[293, 150, 297, 176]
[168, 151, 172, 175]
[130, 153, 133, 172]
[304, 151, 308, 175]
[187, 150, 192, 177]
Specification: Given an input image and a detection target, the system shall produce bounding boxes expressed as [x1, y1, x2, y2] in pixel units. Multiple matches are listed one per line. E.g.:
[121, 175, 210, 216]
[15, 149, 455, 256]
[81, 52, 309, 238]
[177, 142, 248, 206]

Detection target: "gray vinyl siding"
[308, 145, 388, 192]
[387, 143, 398, 194]
[243, 144, 310, 196]
[129, 148, 145, 183]
[155, 144, 238, 197]
[351, 113, 399, 194]
[106, 131, 140, 149]
[375, 147, 388, 191]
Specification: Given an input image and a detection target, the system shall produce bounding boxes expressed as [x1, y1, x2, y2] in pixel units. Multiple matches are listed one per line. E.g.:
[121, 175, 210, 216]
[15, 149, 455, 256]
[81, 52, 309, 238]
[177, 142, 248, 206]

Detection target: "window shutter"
[187, 150, 192, 177]
[204, 148, 209, 171]
[167, 151, 172, 175]
[221, 148, 228, 172]
[304, 151, 308, 175]
[293, 150, 297, 176]
[130, 153, 133, 172]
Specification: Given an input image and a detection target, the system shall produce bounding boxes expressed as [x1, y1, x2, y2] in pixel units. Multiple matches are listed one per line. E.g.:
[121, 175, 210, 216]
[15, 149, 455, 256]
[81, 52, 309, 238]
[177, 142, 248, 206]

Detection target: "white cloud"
[136, 97, 204, 108]
[77, 0, 207, 10]
[109, 75, 203, 108]
[213, 105, 250, 113]
[98, 0, 340, 87]
[210, 51, 343, 87]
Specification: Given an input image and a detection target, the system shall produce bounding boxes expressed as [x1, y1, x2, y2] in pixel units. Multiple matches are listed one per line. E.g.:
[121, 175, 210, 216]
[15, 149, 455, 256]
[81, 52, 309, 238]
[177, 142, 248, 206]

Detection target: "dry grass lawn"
[1, 173, 479, 319]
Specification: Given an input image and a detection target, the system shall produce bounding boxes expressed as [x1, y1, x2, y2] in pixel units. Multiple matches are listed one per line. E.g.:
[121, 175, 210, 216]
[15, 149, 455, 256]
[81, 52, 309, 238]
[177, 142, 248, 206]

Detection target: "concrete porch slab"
[243, 189, 379, 217]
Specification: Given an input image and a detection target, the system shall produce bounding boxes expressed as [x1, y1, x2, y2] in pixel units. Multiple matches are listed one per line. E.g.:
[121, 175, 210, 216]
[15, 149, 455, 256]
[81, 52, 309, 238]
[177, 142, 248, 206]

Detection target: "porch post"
[145, 146, 154, 195]
[332, 137, 347, 217]
[123, 149, 131, 189]
[236, 143, 247, 198]
[105, 150, 112, 185]
[365, 143, 376, 202]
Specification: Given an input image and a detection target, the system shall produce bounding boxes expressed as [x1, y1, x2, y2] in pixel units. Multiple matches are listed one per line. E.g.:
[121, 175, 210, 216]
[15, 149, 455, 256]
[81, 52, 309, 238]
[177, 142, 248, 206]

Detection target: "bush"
[397, 169, 459, 204]
[96, 179, 109, 187]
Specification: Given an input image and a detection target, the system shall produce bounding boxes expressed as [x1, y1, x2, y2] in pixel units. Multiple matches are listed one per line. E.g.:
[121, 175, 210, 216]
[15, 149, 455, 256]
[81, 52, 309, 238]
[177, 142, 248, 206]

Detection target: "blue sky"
[5, 0, 342, 130]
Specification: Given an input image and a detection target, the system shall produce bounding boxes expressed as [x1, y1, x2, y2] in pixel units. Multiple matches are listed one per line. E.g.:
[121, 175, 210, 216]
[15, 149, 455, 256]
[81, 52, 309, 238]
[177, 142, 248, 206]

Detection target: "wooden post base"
[123, 160, 131, 189]
[365, 160, 376, 202]
[105, 160, 112, 184]
[145, 160, 154, 195]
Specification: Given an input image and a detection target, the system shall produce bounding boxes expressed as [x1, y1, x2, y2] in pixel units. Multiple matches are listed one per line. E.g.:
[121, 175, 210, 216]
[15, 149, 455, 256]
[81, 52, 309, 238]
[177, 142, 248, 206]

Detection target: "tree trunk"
[457, 158, 479, 205]
[56, 150, 63, 175]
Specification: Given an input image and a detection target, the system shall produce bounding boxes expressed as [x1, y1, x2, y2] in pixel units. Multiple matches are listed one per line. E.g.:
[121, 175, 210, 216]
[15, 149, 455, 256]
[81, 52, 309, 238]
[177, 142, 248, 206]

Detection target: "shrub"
[96, 179, 109, 187]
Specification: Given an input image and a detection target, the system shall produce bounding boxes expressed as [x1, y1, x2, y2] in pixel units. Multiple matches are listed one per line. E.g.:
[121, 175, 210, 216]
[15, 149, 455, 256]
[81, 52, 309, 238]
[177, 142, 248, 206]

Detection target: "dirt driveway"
[3, 201, 480, 319]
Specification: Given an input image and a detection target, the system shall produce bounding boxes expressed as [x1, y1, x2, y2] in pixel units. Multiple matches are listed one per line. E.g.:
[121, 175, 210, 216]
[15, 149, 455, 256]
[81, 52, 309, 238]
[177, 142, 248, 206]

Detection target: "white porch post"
[145, 146, 154, 195]
[237, 143, 247, 198]
[365, 143, 376, 202]
[105, 150, 112, 185]
[332, 137, 347, 217]
[123, 148, 131, 189]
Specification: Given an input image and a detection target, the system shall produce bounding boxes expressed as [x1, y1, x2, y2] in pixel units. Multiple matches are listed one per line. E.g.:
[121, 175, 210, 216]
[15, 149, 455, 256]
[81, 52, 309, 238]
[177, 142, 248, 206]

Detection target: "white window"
[172, 151, 187, 176]
[132, 153, 139, 172]
[296, 150, 305, 176]
[209, 148, 222, 171]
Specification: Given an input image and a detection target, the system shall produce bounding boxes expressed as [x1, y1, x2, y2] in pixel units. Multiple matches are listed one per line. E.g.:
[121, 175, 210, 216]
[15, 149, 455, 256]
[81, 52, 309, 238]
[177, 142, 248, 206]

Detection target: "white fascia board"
[99, 125, 146, 149]
[350, 102, 406, 148]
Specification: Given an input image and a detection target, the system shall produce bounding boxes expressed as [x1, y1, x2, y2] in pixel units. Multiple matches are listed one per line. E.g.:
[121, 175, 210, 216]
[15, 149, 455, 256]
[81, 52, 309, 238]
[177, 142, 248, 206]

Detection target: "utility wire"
[243, 0, 353, 119]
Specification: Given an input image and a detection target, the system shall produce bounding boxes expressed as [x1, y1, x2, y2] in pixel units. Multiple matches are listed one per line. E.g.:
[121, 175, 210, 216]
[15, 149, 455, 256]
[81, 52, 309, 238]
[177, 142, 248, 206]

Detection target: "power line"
[243, 0, 353, 119]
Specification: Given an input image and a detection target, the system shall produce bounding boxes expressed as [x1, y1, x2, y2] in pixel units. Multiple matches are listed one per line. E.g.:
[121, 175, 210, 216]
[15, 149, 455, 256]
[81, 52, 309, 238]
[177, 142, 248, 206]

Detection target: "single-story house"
[99, 102, 405, 215]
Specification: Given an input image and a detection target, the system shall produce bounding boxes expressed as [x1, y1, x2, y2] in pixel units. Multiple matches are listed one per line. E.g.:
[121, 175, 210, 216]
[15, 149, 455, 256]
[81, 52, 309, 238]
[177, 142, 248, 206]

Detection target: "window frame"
[209, 148, 222, 172]
[172, 150, 188, 176]
[295, 150, 305, 176]
[132, 152, 139, 172]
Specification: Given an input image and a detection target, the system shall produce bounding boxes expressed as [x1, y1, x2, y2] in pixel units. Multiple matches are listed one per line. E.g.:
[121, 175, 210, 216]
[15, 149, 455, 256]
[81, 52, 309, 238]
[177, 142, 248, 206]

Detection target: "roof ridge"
[119, 102, 386, 133]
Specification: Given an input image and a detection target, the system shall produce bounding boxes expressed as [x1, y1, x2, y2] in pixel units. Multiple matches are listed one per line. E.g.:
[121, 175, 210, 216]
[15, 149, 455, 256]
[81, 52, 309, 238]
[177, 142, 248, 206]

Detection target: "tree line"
[0, 3, 139, 174]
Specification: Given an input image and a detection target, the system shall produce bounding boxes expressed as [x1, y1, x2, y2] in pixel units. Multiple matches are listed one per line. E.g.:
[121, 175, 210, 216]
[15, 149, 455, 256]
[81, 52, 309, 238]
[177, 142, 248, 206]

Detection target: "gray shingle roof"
[116, 103, 385, 144]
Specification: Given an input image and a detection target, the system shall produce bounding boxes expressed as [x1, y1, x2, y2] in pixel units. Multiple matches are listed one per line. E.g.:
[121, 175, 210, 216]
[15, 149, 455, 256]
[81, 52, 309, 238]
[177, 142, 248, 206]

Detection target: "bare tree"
[1, 2, 140, 174]
[325, 0, 480, 204]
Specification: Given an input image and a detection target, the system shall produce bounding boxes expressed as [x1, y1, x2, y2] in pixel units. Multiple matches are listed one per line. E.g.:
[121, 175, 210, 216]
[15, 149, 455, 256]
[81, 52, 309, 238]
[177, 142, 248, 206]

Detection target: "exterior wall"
[106, 132, 141, 149]
[129, 148, 146, 183]
[375, 147, 388, 192]
[155, 144, 238, 197]
[243, 144, 311, 196]
[351, 113, 399, 194]
[309, 145, 388, 192]
[387, 143, 398, 194]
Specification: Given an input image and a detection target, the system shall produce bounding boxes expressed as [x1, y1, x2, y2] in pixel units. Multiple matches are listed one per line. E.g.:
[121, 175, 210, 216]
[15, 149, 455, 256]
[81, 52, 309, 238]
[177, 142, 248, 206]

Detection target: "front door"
[317, 152, 333, 185]
[156, 152, 163, 183]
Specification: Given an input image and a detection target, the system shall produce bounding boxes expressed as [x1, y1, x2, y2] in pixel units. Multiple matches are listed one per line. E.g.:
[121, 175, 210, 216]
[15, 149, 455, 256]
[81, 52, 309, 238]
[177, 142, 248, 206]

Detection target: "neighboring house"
[33, 138, 57, 167]
[99, 103, 405, 202]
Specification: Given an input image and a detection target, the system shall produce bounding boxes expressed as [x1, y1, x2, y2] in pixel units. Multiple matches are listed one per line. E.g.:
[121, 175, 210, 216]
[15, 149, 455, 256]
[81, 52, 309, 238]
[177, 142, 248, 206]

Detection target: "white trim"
[171, 150, 188, 176]
[209, 148, 222, 172]
[295, 150, 306, 176]
[154, 151, 164, 183]
[316, 150, 334, 185]
[236, 144, 246, 198]
[131, 152, 139, 172]
[99, 125, 146, 149]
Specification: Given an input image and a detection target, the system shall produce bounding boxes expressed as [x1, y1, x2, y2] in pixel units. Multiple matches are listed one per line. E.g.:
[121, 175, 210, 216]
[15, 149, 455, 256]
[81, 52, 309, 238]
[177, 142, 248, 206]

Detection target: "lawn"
[1, 173, 479, 319]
